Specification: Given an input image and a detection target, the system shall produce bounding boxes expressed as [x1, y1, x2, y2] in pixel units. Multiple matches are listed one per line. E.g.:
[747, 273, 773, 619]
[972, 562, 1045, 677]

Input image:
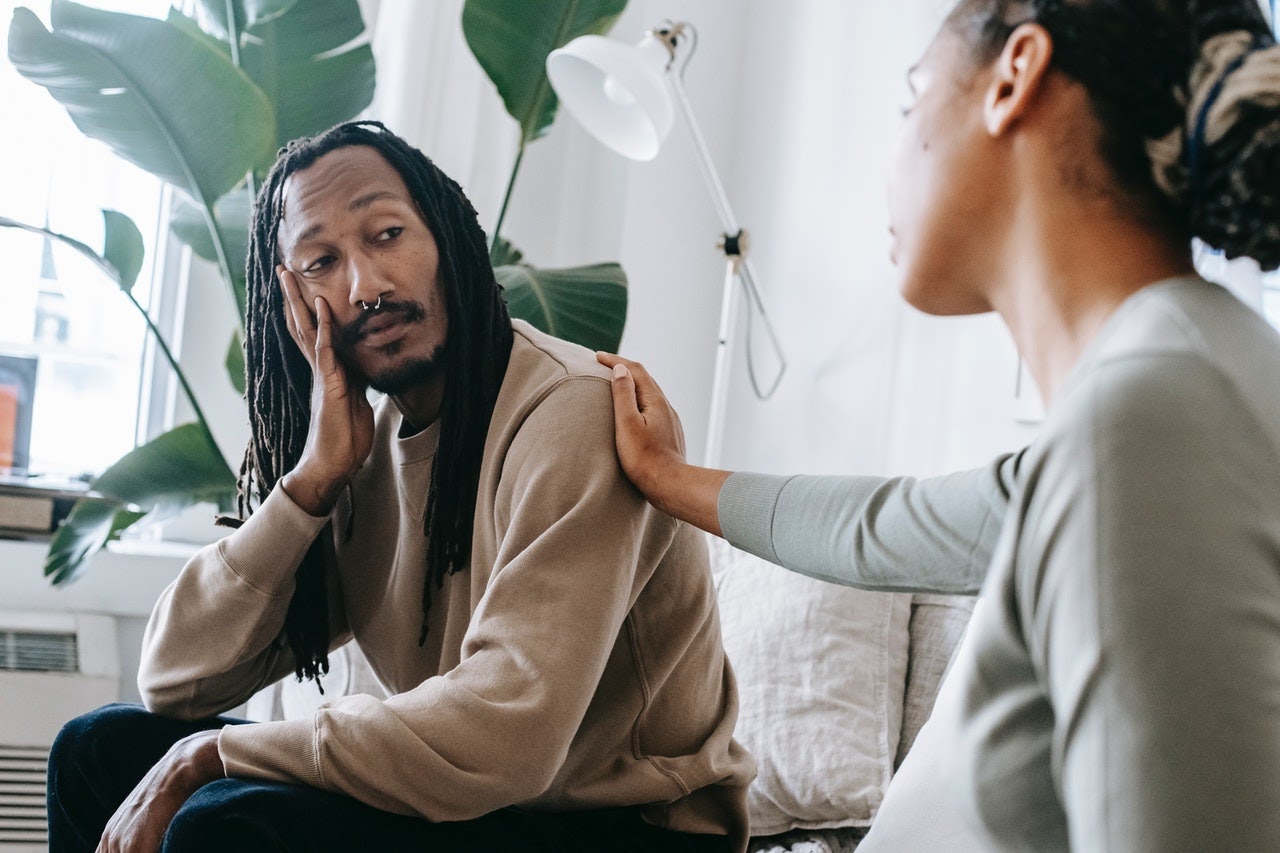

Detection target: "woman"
[598, 1, 1280, 850]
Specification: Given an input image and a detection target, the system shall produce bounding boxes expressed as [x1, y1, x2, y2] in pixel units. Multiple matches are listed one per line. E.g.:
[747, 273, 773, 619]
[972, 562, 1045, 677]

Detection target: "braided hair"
[236, 121, 513, 683]
[946, 0, 1280, 270]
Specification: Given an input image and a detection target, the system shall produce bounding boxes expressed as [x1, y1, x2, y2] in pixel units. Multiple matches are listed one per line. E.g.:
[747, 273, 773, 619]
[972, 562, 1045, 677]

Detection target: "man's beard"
[334, 298, 445, 395]
[366, 343, 446, 395]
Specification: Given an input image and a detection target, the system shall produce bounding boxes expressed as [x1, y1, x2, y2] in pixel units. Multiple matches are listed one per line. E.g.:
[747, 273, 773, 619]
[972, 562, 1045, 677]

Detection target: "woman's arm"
[598, 353, 1020, 594]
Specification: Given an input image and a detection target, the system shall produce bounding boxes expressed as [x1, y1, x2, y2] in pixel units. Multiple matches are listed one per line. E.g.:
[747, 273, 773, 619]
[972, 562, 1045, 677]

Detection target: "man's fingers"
[278, 267, 318, 361]
[313, 297, 342, 381]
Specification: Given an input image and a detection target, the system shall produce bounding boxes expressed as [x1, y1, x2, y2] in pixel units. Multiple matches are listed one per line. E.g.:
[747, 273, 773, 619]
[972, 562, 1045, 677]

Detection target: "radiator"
[0, 611, 119, 851]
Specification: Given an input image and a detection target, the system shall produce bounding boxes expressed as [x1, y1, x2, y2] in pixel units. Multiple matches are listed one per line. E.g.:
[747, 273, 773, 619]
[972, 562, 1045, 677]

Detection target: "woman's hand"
[596, 352, 731, 536]
[277, 266, 375, 516]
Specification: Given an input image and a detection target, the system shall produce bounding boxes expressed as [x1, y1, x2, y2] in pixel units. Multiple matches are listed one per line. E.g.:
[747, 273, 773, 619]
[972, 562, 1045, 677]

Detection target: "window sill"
[0, 535, 191, 618]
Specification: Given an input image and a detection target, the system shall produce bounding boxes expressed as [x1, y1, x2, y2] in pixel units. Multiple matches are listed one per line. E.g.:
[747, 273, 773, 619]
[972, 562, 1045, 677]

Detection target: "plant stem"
[221, 0, 253, 329]
[224, 0, 241, 65]
[123, 287, 219, 449]
[199, 199, 246, 331]
[489, 143, 526, 262]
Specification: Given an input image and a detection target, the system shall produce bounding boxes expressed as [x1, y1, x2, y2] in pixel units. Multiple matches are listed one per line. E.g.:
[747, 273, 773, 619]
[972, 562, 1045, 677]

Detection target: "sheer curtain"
[362, 0, 520, 231]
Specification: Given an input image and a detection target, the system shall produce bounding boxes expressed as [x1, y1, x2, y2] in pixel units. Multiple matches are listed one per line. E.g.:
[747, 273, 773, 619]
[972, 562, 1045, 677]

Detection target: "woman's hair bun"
[1179, 25, 1280, 271]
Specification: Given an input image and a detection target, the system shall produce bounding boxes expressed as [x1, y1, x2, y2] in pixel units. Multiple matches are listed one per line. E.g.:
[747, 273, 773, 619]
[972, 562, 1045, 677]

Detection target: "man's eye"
[303, 256, 334, 274]
[376, 227, 404, 242]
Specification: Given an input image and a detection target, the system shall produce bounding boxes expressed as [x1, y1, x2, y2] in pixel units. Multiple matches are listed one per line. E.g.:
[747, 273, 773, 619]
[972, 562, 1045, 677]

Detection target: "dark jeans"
[48, 703, 731, 853]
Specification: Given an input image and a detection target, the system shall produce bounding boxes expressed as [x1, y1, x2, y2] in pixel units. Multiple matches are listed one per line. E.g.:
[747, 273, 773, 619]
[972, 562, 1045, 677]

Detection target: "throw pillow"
[710, 536, 912, 835]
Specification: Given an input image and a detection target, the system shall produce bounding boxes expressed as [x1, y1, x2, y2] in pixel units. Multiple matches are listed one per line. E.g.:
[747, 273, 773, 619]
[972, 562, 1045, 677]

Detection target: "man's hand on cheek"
[97, 730, 225, 853]
[276, 266, 376, 516]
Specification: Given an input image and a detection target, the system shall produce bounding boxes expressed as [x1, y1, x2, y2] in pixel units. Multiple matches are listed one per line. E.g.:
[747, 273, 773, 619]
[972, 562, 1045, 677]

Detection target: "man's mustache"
[338, 298, 428, 348]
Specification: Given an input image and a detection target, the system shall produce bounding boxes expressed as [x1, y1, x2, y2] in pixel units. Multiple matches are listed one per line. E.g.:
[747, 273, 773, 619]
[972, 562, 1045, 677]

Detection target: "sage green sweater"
[720, 278, 1280, 851]
[138, 321, 753, 849]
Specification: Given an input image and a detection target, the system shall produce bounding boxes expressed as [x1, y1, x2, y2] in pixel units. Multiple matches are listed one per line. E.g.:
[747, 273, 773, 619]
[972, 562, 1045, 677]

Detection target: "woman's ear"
[985, 23, 1055, 137]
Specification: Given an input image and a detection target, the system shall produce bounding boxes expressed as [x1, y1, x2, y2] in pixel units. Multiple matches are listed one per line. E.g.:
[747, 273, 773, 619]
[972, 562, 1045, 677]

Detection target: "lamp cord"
[742, 279, 785, 399]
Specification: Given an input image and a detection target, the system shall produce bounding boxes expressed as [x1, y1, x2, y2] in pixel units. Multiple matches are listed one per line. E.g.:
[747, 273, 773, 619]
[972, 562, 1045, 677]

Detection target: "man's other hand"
[97, 730, 224, 853]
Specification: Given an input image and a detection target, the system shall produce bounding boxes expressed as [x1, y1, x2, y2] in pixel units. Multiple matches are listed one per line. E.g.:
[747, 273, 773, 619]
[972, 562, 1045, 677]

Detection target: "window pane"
[1, 0, 171, 478]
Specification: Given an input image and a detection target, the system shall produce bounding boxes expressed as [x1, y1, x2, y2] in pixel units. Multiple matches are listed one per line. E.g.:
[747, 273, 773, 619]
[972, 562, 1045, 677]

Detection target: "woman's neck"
[988, 195, 1195, 408]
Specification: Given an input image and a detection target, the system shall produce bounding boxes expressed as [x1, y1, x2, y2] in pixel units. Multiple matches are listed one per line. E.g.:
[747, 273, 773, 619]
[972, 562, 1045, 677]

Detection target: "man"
[47, 121, 752, 852]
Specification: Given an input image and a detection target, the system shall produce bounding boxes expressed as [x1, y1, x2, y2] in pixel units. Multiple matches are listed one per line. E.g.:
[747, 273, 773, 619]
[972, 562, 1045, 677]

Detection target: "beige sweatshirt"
[138, 320, 753, 848]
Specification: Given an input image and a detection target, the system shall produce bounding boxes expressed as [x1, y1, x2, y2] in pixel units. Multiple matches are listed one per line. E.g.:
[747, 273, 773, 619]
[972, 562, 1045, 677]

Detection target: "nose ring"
[360, 296, 382, 311]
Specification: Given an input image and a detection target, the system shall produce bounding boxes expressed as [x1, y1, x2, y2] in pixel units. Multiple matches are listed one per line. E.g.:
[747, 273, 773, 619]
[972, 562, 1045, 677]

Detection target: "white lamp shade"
[546, 34, 674, 161]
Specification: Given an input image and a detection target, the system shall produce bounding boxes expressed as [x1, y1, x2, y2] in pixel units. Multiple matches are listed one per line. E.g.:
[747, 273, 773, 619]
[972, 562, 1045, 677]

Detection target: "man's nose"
[347, 253, 388, 309]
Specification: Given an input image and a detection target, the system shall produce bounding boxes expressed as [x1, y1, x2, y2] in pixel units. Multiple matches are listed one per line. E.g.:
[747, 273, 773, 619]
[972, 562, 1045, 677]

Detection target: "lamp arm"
[666, 56, 787, 400]
[667, 60, 741, 235]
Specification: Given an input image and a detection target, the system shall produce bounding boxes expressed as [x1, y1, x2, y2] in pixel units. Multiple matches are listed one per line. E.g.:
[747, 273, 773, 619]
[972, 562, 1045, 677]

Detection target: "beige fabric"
[708, 537, 911, 836]
[138, 321, 753, 849]
[895, 595, 974, 769]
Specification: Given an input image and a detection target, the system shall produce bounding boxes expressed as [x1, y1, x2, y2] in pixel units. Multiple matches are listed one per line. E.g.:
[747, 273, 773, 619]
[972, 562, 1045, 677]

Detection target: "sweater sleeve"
[137, 486, 349, 719]
[1021, 354, 1280, 850]
[218, 376, 678, 821]
[717, 453, 1022, 594]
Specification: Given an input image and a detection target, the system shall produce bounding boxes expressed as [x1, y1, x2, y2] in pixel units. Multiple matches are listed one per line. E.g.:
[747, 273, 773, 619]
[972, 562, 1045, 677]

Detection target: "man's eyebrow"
[290, 191, 404, 245]
[349, 190, 400, 211]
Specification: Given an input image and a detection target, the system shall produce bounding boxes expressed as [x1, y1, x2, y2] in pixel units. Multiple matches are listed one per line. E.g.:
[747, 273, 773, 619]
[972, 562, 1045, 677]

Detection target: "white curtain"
[362, 0, 520, 231]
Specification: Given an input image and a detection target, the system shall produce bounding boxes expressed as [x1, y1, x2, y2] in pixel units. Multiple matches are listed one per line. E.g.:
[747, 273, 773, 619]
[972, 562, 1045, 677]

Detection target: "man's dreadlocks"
[234, 120, 513, 683]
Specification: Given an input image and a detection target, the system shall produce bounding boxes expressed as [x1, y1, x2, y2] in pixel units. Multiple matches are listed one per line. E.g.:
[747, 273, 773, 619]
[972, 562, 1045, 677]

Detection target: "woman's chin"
[898, 273, 990, 317]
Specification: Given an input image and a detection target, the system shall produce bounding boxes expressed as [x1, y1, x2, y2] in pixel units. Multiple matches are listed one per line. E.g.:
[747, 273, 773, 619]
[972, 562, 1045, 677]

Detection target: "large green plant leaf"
[44, 422, 237, 584]
[498, 260, 627, 351]
[225, 330, 246, 395]
[45, 499, 147, 585]
[93, 422, 236, 510]
[194, 0, 296, 39]
[463, 0, 627, 144]
[490, 236, 524, 267]
[171, 188, 251, 318]
[240, 0, 375, 153]
[102, 209, 143, 293]
[0, 214, 127, 288]
[7, 0, 276, 205]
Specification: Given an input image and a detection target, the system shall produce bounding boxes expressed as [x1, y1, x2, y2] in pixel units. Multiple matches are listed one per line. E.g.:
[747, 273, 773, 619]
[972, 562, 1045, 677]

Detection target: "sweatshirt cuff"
[219, 486, 330, 597]
[219, 718, 324, 788]
[717, 472, 795, 564]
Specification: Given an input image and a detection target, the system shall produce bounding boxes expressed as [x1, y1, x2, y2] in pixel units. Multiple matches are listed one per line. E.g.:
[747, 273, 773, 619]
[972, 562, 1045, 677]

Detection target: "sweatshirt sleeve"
[217, 376, 678, 820]
[717, 452, 1022, 594]
[137, 485, 348, 719]
[1021, 355, 1280, 850]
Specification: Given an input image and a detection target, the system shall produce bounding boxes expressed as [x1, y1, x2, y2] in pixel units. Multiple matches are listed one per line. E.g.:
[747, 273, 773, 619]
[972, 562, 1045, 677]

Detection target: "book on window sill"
[0, 470, 93, 541]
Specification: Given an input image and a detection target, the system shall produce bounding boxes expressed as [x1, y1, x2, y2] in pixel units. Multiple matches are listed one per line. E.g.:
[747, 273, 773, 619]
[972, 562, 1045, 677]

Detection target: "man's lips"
[356, 315, 411, 346]
[339, 299, 427, 348]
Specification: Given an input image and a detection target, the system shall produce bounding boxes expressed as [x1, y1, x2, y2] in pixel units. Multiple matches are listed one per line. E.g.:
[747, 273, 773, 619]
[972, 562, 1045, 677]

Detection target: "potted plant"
[2, 0, 629, 581]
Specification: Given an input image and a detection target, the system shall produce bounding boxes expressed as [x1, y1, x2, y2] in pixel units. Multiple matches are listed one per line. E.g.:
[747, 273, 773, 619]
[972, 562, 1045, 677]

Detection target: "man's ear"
[985, 23, 1055, 137]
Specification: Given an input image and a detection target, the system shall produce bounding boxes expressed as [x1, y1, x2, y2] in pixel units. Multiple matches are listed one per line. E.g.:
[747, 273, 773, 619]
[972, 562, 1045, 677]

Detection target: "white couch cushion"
[710, 537, 912, 835]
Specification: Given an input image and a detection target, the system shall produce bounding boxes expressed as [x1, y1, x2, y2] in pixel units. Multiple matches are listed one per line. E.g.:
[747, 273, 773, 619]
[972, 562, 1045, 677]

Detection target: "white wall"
[499, 0, 1040, 477]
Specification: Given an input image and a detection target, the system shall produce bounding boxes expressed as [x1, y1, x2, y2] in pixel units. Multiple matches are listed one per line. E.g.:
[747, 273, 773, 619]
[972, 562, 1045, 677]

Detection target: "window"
[0, 0, 172, 479]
